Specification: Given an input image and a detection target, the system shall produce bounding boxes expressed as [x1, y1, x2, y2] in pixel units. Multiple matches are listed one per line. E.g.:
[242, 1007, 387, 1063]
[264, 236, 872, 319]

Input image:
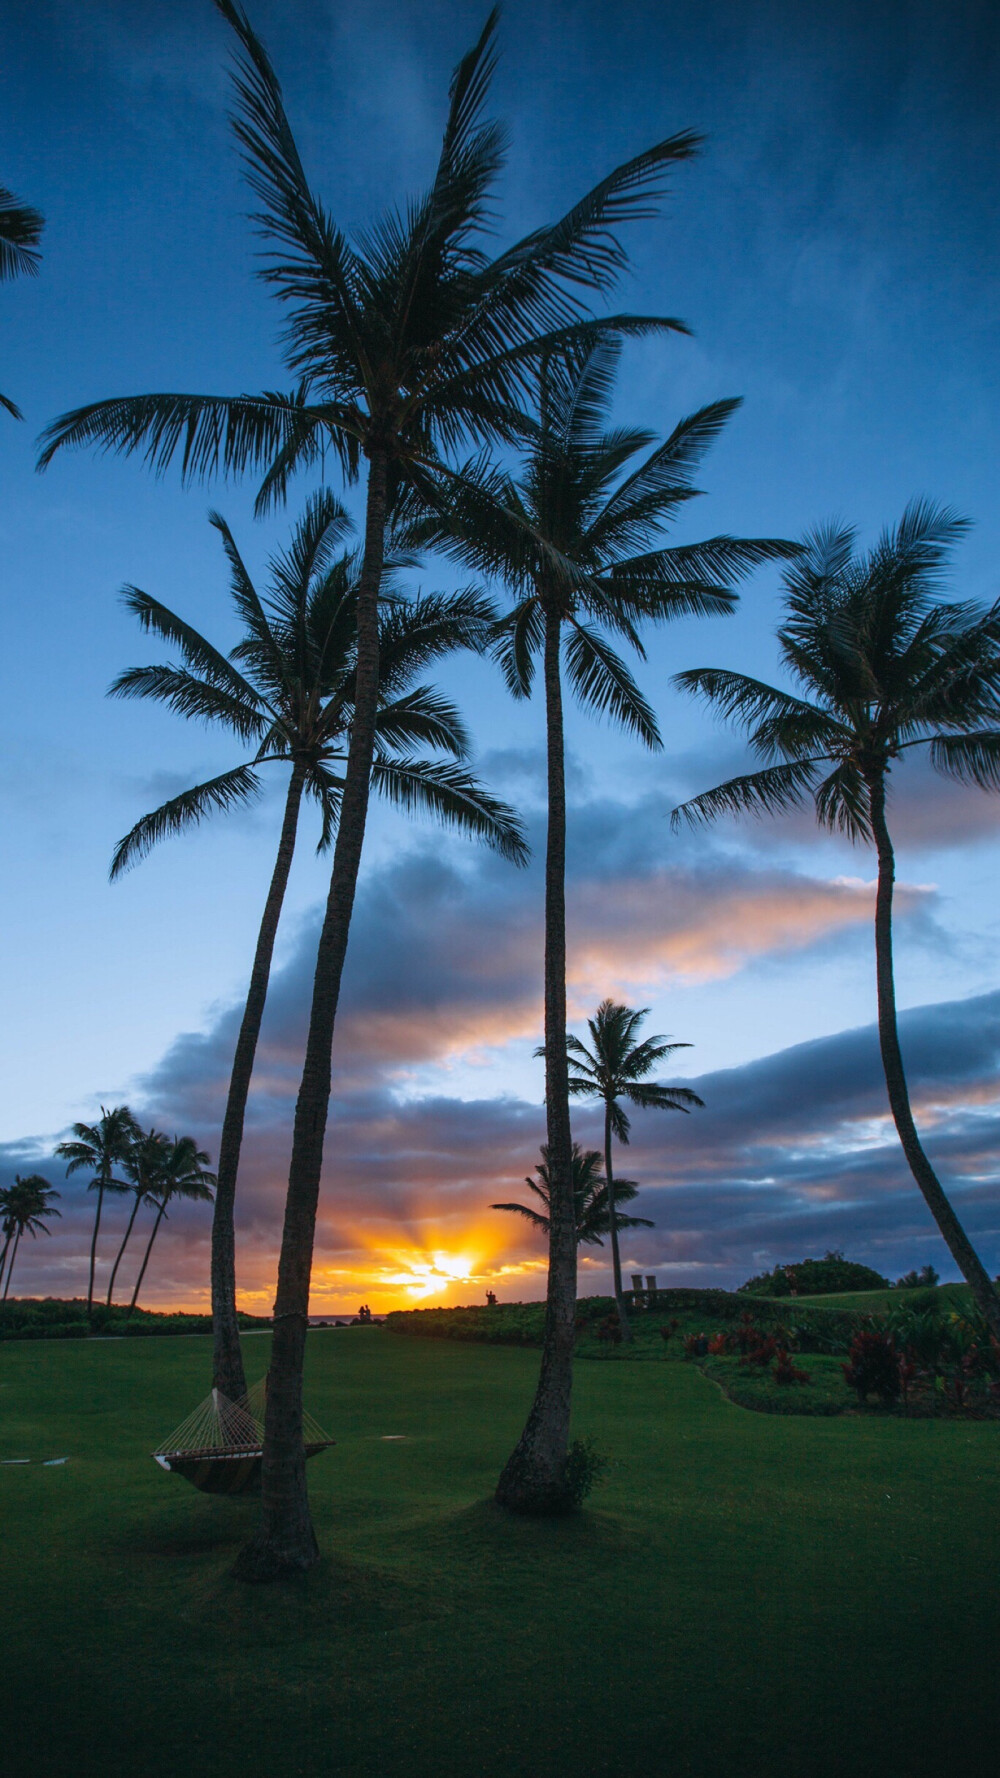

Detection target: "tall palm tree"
[562, 999, 703, 1337]
[673, 501, 1000, 1340]
[492, 1143, 653, 1249]
[0, 182, 43, 419]
[39, 2, 700, 1576]
[0, 1176, 61, 1301]
[106, 1130, 170, 1309]
[55, 1107, 139, 1319]
[111, 490, 522, 1398]
[127, 1136, 217, 1316]
[406, 337, 792, 1511]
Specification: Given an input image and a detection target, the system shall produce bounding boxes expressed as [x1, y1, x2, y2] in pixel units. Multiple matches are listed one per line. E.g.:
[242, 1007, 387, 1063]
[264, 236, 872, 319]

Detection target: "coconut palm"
[673, 500, 1000, 1339]
[1, 182, 43, 419]
[404, 337, 792, 1510]
[111, 489, 522, 1397]
[492, 1143, 652, 1248]
[127, 1136, 217, 1316]
[0, 1176, 61, 1301]
[38, 1, 699, 1577]
[55, 1107, 139, 1319]
[105, 1130, 171, 1309]
[561, 999, 703, 1337]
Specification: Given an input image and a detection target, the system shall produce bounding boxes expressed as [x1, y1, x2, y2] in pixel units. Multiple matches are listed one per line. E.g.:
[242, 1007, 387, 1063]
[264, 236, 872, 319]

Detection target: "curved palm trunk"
[496, 606, 577, 1513]
[868, 773, 1000, 1341]
[106, 1192, 144, 1307]
[603, 1105, 631, 1341]
[211, 761, 308, 1401]
[2, 1228, 22, 1301]
[86, 1182, 106, 1322]
[234, 452, 388, 1582]
[128, 1199, 169, 1316]
[0, 1231, 12, 1295]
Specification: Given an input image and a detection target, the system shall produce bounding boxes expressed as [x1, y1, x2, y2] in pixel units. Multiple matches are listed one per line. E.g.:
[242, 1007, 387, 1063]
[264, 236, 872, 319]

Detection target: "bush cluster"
[737, 1252, 889, 1298]
[0, 1297, 270, 1342]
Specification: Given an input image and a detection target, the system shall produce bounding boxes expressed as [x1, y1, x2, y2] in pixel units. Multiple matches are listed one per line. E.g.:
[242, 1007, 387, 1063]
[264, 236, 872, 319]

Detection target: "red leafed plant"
[773, 1348, 811, 1386]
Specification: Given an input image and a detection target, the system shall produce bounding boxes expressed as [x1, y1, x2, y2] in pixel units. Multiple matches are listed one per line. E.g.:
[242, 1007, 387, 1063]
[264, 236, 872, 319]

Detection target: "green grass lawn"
[3, 1328, 999, 1778]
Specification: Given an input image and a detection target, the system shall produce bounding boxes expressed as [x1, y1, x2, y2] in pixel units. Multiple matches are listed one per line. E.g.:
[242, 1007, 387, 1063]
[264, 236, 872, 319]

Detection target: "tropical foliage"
[491, 1142, 653, 1247]
[0, 1175, 61, 1300]
[673, 501, 1000, 1337]
[0, 181, 44, 418]
[55, 1107, 139, 1320]
[110, 490, 523, 1397]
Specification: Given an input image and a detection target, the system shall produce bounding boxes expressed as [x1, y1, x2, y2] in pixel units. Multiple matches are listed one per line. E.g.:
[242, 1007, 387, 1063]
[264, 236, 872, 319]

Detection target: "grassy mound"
[2, 1329, 999, 1776]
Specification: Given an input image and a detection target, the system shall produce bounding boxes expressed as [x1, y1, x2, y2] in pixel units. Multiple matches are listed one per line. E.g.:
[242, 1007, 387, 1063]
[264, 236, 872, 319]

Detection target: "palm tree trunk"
[496, 605, 577, 1514]
[2, 1228, 21, 1301]
[233, 451, 388, 1582]
[106, 1192, 143, 1307]
[0, 1232, 12, 1296]
[867, 771, 1000, 1341]
[128, 1199, 168, 1316]
[604, 1104, 631, 1341]
[211, 761, 308, 1401]
[87, 1182, 105, 1322]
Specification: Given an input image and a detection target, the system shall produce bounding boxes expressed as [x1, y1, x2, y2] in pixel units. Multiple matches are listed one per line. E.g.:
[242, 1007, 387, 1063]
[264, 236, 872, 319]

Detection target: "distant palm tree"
[38, 0, 697, 1579]
[492, 1143, 653, 1249]
[406, 336, 792, 1510]
[0, 1176, 61, 1300]
[0, 182, 43, 419]
[111, 490, 521, 1398]
[55, 1107, 139, 1319]
[673, 501, 1000, 1340]
[127, 1137, 217, 1316]
[562, 999, 703, 1336]
[106, 1129, 170, 1309]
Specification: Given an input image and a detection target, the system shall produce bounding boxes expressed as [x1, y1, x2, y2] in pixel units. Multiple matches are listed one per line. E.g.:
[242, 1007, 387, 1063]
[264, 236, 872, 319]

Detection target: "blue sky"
[2, 0, 999, 1307]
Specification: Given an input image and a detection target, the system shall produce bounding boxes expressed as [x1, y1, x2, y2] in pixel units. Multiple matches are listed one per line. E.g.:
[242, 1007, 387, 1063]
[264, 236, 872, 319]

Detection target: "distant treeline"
[0, 1297, 271, 1342]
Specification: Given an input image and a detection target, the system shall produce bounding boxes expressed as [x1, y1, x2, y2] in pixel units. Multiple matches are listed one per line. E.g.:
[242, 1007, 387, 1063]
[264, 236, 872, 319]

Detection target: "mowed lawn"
[3, 1329, 999, 1778]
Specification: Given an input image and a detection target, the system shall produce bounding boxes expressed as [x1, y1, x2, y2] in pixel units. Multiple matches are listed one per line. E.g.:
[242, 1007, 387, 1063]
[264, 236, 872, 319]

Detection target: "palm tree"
[39, 1, 702, 1576]
[405, 337, 792, 1511]
[127, 1137, 217, 1316]
[106, 1130, 170, 1309]
[562, 999, 703, 1337]
[55, 1107, 139, 1319]
[673, 500, 1000, 1339]
[492, 1143, 653, 1249]
[0, 182, 43, 419]
[110, 490, 522, 1397]
[0, 1176, 61, 1300]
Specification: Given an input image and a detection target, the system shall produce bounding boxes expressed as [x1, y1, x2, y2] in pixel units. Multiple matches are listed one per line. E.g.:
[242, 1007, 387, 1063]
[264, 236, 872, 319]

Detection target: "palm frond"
[118, 585, 264, 705]
[37, 390, 307, 480]
[927, 730, 1000, 792]
[563, 620, 661, 746]
[108, 664, 267, 743]
[370, 757, 528, 864]
[0, 186, 44, 280]
[672, 758, 822, 829]
[110, 765, 264, 878]
[373, 686, 470, 758]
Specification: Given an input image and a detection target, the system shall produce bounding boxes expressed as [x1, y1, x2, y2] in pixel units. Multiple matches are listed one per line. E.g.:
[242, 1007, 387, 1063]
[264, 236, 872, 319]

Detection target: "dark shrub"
[842, 1330, 901, 1405]
[563, 1438, 606, 1507]
[683, 1332, 709, 1358]
[773, 1349, 811, 1386]
[596, 1316, 622, 1345]
[739, 1252, 889, 1298]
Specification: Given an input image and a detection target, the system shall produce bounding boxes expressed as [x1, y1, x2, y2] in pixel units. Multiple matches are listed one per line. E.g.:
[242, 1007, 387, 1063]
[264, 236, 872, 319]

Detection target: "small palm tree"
[111, 490, 522, 1398]
[105, 1129, 170, 1309]
[0, 182, 43, 419]
[55, 1107, 139, 1319]
[0, 1176, 61, 1301]
[492, 1143, 652, 1248]
[127, 1136, 217, 1316]
[673, 500, 1000, 1339]
[407, 336, 791, 1509]
[39, 0, 697, 1579]
[562, 1000, 703, 1336]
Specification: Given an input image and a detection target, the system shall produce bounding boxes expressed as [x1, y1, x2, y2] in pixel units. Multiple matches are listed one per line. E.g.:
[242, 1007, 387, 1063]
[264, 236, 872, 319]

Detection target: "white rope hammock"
[153, 1379, 333, 1494]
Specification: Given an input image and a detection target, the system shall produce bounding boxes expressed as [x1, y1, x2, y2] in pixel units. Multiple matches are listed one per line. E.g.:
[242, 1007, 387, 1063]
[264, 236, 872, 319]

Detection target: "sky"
[2, 0, 999, 1312]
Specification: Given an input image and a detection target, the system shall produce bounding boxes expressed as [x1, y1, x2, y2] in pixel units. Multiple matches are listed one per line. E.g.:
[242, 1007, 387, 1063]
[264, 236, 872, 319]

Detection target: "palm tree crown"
[1, 181, 44, 420]
[492, 1143, 653, 1248]
[109, 489, 526, 874]
[565, 1000, 704, 1141]
[0, 1175, 61, 1301]
[55, 1106, 140, 1318]
[672, 500, 1000, 836]
[673, 500, 1000, 1339]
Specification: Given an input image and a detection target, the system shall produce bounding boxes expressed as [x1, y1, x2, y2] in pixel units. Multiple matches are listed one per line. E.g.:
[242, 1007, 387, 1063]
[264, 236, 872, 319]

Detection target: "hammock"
[153, 1379, 334, 1496]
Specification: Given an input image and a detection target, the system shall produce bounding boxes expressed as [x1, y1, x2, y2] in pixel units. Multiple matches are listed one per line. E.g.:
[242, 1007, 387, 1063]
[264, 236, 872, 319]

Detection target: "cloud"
[7, 795, 995, 1309]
